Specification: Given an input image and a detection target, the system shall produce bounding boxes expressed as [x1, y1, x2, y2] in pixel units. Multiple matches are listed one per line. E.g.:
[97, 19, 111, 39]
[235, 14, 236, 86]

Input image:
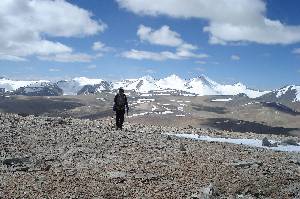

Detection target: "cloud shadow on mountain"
[203, 118, 299, 136]
[261, 102, 300, 116]
[0, 96, 83, 116]
[192, 104, 228, 114]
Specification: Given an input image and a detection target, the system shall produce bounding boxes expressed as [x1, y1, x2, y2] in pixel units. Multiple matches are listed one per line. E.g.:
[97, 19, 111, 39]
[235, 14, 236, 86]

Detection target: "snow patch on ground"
[140, 93, 152, 97]
[211, 98, 232, 102]
[137, 98, 155, 103]
[96, 98, 106, 101]
[151, 105, 158, 111]
[161, 111, 174, 115]
[182, 93, 197, 96]
[162, 106, 171, 111]
[165, 133, 300, 152]
[154, 93, 171, 96]
[128, 112, 149, 118]
[243, 101, 260, 106]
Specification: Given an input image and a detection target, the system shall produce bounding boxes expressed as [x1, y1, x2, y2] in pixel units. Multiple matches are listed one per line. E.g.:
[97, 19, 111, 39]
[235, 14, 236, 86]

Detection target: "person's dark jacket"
[113, 93, 129, 112]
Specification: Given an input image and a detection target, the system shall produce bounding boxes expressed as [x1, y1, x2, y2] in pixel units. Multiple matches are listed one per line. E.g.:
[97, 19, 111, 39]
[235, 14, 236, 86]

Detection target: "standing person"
[113, 88, 129, 130]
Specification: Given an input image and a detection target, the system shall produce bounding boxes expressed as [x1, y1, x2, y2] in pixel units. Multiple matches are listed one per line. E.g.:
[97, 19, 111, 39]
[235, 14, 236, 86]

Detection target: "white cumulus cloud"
[137, 25, 199, 50]
[292, 48, 300, 54]
[49, 68, 61, 72]
[0, 54, 27, 62]
[121, 49, 180, 61]
[117, 0, 300, 45]
[137, 25, 183, 47]
[122, 25, 209, 61]
[87, 64, 97, 69]
[0, 0, 106, 61]
[231, 55, 240, 61]
[92, 41, 113, 52]
[121, 49, 208, 61]
[38, 53, 95, 63]
[195, 60, 206, 65]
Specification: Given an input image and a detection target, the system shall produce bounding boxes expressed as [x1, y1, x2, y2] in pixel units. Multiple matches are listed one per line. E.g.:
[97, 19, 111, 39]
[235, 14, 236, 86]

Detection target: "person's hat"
[119, 88, 124, 93]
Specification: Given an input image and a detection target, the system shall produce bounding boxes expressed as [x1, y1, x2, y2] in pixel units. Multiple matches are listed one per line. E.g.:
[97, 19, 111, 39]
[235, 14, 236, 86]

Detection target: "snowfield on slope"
[0, 78, 49, 91]
[166, 133, 300, 152]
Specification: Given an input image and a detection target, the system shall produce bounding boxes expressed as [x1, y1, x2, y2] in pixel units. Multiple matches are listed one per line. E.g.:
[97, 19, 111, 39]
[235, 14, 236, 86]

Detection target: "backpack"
[115, 94, 126, 110]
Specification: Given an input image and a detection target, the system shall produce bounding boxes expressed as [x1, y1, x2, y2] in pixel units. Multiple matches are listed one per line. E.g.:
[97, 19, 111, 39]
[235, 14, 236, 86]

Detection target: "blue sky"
[0, 0, 300, 90]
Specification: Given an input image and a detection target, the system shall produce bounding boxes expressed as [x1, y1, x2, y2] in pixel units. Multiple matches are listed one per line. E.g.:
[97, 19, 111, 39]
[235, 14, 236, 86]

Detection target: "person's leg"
[119, 110, 125, 130]
[116, 111, 120, 129]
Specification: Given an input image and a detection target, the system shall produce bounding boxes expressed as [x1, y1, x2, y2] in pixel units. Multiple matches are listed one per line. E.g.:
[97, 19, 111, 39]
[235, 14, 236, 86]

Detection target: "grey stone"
[262, 137, 272, 147]
[107, 171, 127, 179]
[229, 160, 262, 168]
[3, 157, 30, 167]
[180, 143, 186, 151]
[262, 137, 278, 147]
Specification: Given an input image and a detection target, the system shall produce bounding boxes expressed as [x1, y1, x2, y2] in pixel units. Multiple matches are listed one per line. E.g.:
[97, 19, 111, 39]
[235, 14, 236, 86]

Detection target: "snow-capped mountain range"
[56, 77, 110, 95]
[0, 75, 299, 101]
[0, 78, 49, 92]
[113, 75, 270, 98]
[257, 85, 300, 103]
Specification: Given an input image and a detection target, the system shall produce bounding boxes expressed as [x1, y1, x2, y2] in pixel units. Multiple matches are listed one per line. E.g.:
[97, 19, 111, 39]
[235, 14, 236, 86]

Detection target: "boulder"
[262, 137, 278, 147]
[262, 137, 272, 147]
[2, 157, 30, 167]
[191, 183, 219, 199]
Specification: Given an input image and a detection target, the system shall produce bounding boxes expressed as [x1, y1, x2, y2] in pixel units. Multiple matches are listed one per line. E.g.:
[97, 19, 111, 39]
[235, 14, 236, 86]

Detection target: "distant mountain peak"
[140, 75, 155, 81]
[191, 75, 216, 86]
[72, 77, 104, 86]
[2, 75, 298, 100]
[234, 82, 245, 87]
[195, 74, 208, 79]
[270, 85, 300, 102]
[166, 74, 182, 79]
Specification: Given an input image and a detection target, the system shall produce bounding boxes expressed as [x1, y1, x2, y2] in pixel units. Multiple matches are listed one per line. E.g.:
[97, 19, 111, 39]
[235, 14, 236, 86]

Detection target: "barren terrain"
[1, 94, 300, 198]
[1, 94, 299, 137]
[1, 113, 300, 198]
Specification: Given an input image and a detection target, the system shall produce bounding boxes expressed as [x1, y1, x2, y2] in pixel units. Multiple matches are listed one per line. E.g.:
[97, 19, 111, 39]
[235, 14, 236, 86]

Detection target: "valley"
[1, 92, 300, 137]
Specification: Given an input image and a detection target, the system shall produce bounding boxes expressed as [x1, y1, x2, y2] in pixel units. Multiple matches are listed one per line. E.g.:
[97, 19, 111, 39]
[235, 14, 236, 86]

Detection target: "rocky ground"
[1, 113, 300, 198]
